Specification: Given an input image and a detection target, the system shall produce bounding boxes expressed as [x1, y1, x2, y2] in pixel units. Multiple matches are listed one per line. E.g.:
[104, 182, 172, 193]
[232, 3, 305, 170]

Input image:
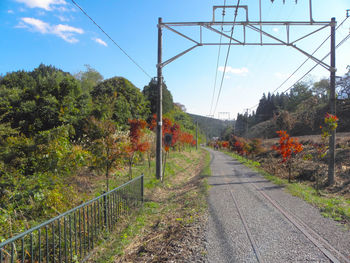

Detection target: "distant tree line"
[232, 68, 350, 138]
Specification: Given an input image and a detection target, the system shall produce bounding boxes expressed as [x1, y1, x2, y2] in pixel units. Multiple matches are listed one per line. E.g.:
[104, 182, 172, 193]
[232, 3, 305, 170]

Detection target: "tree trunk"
[288, 161, 292, 183]
[106, 163, 109, 192]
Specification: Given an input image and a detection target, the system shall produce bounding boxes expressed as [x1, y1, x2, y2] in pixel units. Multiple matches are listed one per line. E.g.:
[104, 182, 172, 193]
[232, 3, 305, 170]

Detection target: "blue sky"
[1, 0, 350, 120]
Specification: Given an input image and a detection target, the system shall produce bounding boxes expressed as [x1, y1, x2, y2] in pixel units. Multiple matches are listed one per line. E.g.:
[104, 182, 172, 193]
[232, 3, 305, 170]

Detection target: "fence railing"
[0, 174, 144, 263]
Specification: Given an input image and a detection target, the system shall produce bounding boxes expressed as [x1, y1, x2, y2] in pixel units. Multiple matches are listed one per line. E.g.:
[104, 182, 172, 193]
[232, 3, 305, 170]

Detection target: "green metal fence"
[0, 174, 144, 263]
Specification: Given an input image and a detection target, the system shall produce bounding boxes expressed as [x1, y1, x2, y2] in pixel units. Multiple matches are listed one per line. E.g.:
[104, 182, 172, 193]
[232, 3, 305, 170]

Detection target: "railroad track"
[221, 157, 350, 263]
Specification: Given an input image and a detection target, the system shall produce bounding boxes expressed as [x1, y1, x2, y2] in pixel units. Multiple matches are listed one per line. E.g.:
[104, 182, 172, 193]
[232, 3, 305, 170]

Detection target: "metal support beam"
[156, 0, 339, 184]
[328, 17, 337, 185]
[203, 25, 244, 44]
[156, 17, 163, 181]
[160, 45, 199, 68]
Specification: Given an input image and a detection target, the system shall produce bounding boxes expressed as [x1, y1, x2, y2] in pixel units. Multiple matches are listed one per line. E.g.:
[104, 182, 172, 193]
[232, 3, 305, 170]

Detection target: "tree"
[287, 82, 312, 111]
[272, 130, 303, 183]
[88, 117, 128, 191]
[91, 77, 150, 126]
[126, 119, 150, 179]
[75, 64, 103, 94]
[0, 64, 89, 136]
[312, 79, 329, 102]
[337, 68, 350, 99]
[142, 78, 174, 115]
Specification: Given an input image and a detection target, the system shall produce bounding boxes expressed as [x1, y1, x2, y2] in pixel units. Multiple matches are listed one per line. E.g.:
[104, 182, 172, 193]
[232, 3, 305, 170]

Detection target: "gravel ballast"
[206, 149, 350, 263]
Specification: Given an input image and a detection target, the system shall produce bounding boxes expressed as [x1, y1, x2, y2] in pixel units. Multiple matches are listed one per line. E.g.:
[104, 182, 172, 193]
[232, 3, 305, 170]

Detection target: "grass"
[224, 150, 350, 225]
[87, 148, 210, 262]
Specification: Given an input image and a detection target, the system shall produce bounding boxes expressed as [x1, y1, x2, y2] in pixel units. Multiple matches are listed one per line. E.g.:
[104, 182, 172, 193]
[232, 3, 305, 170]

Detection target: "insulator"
[222, 10, 226, 16]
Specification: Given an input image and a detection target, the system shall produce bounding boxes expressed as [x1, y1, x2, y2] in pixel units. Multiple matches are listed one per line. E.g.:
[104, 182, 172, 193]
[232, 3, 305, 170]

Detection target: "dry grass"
[87, 149, 209, 263]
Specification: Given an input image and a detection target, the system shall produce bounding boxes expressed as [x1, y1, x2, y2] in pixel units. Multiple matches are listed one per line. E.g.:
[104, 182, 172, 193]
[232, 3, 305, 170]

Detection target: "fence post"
[103, 192, 108, 231]
[141, 174, 144, 204]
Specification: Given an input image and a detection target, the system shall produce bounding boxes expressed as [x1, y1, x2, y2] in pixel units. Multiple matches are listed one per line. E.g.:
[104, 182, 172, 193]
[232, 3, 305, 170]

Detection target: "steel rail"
[229, 190, 265, 263]
[249, 181, 350, 263]
[218, 153, 264, 262]
[218, 150, 350, 263]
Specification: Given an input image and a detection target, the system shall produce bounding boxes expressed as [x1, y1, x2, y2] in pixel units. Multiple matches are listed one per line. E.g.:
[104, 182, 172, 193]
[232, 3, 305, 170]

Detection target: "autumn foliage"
[150, 114, 195, 151]
[272, 130, 303, 182]
[272, 130, 303, 163]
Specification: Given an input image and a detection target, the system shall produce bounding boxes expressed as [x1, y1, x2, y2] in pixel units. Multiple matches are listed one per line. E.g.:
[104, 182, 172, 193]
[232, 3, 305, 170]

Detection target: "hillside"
[188, 113, 234, 139]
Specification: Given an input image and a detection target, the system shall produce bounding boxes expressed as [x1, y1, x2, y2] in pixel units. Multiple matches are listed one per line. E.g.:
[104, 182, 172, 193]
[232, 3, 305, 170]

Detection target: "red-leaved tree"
[126, 119, 150, 179]
[272, 130, 303, 183]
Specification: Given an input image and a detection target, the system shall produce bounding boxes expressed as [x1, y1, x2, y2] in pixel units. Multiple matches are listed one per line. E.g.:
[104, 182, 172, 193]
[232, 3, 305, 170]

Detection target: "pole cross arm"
[203, 25, 244, 44]
[247, 24, 333, 71]
[160, 44, 199, 68]
[162, 24, 200, 45]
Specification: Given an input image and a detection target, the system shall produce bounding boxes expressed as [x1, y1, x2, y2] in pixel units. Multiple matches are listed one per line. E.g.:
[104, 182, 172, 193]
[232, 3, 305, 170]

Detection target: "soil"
[112, 150, 208, 263]
[256, 132, 350, 198]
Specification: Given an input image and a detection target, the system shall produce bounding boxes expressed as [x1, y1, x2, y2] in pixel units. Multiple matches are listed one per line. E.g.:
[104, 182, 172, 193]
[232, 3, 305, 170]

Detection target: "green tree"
[312, 79, 329, 102]
[0, 64, 89, 136]
[142, 78, 174, 115]
[91, 77, 150, 126]
[75, 64, 103, 94]
[287, 82, 313, 111]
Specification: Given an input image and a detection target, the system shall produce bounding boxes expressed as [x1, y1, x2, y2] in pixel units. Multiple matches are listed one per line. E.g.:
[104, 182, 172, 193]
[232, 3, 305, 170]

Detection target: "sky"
[1, 0, 350, 120]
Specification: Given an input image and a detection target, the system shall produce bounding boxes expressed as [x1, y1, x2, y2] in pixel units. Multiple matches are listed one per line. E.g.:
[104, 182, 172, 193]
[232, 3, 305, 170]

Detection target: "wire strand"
[247, 17, 349, 112]
[272, 16, 349, 94]
[281, 33, 350, 95]
[213, 0, 242, 116]
[70, 0, 152, 78]
[209, 0, 227, 117]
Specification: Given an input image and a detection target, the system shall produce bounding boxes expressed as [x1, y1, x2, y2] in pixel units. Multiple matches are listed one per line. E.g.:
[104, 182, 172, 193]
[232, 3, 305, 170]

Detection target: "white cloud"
[7, 10, 14, 14]
[218, 66, 249, 76]
[15, 0, 66, 11]
[56, 15, 69, 22]
[19, 17, 83, 43]
[21, 17, 50, 33]
[93, 38, 108, 47]
[272, 27, 279, 33]
[274, 72, 289, 79]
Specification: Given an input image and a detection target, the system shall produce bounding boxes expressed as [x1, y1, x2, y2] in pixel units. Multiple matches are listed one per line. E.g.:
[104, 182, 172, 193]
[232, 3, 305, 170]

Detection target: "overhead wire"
[272, 16, 349, 94]
[247, 16, 350, 111]
[242, 31, 350, 138]
[281, 32, 350, 95]
[213, 0, 242, 116]
[209, 0, 227, 117]
[70, 0, 152, 79]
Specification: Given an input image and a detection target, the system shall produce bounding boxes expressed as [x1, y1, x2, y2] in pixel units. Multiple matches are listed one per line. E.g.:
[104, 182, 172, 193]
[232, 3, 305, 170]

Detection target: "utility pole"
[156, 17, 163, 181]
[328, 17, 336, 185]
[196, 121, 198, 150]
[156, 1, 339, 183]
[245, 109, 249, 137]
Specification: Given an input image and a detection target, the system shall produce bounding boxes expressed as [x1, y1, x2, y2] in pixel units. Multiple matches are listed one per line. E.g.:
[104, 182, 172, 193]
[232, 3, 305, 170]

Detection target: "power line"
[247, 16, 349, 112]
[70, 0, 152, 78]
[272, 16, 349, 94]
[281, 32, 350, 95]
[209, 0, 227, 116]
[213, 0, 242, 116]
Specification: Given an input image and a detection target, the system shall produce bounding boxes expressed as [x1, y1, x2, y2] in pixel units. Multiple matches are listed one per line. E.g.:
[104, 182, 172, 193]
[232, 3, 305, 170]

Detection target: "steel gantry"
[156, 0, 340, 185]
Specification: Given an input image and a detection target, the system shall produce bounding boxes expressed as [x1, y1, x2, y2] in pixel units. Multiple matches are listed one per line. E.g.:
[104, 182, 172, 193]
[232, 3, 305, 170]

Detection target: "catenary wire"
[272, 16, 349, 94]
[209, 0, 227, 117]
[247, 17, 349, 111]
[213, 0, 242, 116]
[70, 0, 152, 79]
[281, 32, 350, 95]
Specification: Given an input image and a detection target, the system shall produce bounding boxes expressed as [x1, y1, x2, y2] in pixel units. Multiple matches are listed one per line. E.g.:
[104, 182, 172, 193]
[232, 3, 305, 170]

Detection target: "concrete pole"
[328, 17, 336, 185]
[156, 17, 163, 180]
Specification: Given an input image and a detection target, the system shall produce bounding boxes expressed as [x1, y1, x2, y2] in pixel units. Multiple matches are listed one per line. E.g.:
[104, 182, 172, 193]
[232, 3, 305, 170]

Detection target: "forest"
[0, 64, 201, 240]
[231, 69, 350, 139]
